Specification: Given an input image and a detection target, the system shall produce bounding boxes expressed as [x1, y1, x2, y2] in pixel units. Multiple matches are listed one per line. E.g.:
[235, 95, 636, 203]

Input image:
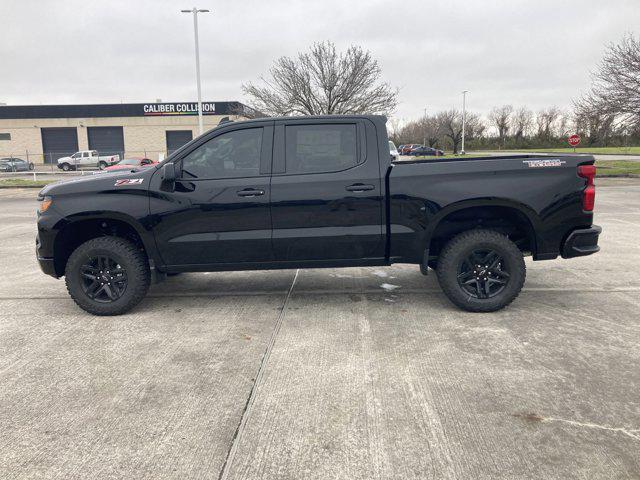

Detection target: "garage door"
[41, 127, 79, 164]
[87, 127, 124, 158]
[166, 130, 193, 155]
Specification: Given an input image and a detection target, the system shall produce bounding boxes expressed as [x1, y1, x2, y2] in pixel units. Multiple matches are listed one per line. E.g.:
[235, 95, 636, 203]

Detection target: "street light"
[181, 7, 210, 135]
[461, 90, 468, 155]
[422, 107, 427, 146]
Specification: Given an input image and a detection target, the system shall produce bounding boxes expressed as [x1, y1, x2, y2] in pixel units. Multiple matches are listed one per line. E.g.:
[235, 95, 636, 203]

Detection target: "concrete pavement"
[0, 180, 638, 479]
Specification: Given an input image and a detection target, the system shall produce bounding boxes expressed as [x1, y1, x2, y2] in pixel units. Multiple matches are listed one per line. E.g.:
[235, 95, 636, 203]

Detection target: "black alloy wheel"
[79, 255, 128, 302]
[456, 249, 510, 299]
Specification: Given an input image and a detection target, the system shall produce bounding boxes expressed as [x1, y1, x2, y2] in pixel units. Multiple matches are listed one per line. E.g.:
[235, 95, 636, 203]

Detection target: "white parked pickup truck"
[57, 150, 121, 171]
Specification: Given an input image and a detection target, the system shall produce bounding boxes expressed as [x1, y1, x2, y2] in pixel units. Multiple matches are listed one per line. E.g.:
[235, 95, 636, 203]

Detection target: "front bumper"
[561, 225, 602, 258]
[36, 230, 59, 278]
[37, 255, 58, 277]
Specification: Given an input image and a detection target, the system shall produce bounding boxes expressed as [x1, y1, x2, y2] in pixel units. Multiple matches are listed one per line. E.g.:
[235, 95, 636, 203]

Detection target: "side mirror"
[162, 162, 176, 182]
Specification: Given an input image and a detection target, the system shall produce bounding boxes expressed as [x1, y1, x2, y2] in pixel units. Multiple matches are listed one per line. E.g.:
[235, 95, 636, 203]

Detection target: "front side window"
[181, 128, 262, 179]
[285, 124, 358, 174]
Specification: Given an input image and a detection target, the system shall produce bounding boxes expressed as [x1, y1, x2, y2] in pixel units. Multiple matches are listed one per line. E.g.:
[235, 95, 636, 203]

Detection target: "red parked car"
[104, 157, 157, 172]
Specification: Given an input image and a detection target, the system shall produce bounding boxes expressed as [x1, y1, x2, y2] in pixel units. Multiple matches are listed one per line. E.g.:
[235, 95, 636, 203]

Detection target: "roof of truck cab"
[219, 114, 387, 126]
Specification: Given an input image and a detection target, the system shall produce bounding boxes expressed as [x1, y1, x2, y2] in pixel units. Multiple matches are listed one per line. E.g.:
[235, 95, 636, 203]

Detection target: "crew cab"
[57, 150, 120, 171]
[36, 115, 601, 315]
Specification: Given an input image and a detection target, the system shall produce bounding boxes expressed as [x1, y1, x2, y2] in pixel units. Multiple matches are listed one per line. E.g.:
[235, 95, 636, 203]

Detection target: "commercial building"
[0, 101, 252, 164]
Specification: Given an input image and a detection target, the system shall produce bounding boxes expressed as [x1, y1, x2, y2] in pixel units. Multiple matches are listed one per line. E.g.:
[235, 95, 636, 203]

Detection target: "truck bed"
[386, 153, 596, 263]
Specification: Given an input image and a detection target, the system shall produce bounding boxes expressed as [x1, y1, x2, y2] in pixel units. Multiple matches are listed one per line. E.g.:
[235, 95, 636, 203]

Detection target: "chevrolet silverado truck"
[57, 150, 121, 171]
[36, 115, 601, 315]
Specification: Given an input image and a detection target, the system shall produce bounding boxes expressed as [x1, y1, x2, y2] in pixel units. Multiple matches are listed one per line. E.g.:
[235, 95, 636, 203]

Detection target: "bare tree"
[535, 107, 561, 140]
[575, 34, 640, 129]
[488, 105, 513, 148]
[574, 108, 617, 146]
[242, 41, 398, 116]
[512, 107, 533, 142]
[437, 110, 484, 154]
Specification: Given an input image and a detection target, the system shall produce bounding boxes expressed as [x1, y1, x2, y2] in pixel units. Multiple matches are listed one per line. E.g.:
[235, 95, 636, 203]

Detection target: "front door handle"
[237, 188, 265, 197]
[345, 183, 375, 192]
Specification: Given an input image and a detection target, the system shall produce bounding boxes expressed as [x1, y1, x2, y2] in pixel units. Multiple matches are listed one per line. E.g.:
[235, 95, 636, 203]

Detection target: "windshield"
[388, 141, 397, 151]
[118, 158, 140, 166]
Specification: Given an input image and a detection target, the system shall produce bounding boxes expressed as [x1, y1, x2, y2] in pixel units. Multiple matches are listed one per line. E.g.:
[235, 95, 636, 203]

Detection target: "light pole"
[461, 90, 468, 155]
[181, 7, 210, 135]
[422, 107, 427, 146]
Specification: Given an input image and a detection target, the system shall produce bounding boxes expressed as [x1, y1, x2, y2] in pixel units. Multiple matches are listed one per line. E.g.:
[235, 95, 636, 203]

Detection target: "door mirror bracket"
[161, 163, 177, 191]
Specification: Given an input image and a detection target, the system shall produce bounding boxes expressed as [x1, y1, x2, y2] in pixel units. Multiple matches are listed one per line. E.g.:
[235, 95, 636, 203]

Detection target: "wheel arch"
[425, 199, 540, 259]
[52, 213, 155, 277]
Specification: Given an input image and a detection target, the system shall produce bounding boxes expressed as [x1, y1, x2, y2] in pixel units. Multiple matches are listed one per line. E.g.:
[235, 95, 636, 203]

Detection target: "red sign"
[568, 134, 581, 147]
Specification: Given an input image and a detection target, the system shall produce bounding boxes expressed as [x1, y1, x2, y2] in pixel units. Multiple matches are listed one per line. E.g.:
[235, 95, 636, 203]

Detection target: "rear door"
[270, 118, 384, 262]
[149, 122, 274, 266]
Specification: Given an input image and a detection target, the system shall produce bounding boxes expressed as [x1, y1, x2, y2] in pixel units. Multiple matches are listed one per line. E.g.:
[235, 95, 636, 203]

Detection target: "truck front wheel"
[65, 237, 150, 315]
[436, 230, 525, 312]
[60, 163, 71, 171]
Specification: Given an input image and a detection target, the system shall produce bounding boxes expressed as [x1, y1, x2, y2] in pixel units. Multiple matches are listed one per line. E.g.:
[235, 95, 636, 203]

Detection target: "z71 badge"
[522, 159, 566, 168]
[114, 178, 144, 186]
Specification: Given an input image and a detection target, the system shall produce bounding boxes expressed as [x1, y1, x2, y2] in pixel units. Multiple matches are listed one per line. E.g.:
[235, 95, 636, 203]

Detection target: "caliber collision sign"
[568, 134, 581, 147]
[143, 102, 216, 116]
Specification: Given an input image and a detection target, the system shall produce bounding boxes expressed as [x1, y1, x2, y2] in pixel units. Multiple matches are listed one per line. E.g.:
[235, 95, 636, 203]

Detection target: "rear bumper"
[561, 225, 602, 258]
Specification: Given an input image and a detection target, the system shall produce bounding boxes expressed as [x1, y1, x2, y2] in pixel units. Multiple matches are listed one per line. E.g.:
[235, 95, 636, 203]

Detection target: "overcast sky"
[1, 0, 638, 122]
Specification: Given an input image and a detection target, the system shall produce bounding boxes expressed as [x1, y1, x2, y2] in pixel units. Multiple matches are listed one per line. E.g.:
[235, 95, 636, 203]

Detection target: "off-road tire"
[65, 236, 150, 315]
[436, 229, 526, 312]
[60, 163, 71, 171]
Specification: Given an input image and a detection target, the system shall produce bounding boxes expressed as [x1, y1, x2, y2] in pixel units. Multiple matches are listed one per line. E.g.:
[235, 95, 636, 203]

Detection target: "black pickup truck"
[36, 115, 601, 315]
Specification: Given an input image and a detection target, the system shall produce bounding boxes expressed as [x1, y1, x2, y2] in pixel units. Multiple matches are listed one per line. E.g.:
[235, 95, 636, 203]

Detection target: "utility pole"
[181, 7, 210, 135]
[422, 107, 427, 146]
[461, 90, 468, 155]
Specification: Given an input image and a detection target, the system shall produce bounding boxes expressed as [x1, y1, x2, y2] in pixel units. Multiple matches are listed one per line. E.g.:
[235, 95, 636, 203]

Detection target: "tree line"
[389, 103, 639, 153]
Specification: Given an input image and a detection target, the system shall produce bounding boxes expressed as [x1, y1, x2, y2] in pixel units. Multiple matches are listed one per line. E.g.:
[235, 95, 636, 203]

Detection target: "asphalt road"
[0, 179, 638, 479]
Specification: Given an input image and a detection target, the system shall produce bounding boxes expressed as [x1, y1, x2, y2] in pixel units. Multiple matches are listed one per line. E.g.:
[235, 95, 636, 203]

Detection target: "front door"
[149, 123, 274, 267]
[270, 119, 384, 262]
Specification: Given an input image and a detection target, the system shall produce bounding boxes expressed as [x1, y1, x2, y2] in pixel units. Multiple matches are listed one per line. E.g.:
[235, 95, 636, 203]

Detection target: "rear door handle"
[237, 188, 265, 197]
[345, 183, 375, 192]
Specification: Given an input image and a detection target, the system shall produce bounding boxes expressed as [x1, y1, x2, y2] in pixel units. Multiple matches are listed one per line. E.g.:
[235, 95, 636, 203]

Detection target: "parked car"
[407, 146, 444, 157]
[57, 150, 120, 171]
[389, 141, 399, 161]
[36, 115, 601, 316]
[400, 144, 422, 155]
[0, 157, 35, 172]
[104, 157, 157, 172]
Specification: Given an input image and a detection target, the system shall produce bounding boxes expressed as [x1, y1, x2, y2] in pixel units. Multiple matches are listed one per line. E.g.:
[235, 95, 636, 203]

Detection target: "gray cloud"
[1, 0, 638, 121]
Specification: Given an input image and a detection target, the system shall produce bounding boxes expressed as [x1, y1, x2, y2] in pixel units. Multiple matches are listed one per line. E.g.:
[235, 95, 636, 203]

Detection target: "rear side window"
[285, 124, 358, 174]
[181, 127, 263, 179]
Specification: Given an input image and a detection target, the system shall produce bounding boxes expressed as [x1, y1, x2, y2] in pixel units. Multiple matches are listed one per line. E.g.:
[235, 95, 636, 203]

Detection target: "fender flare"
[423, 198, 541, 252]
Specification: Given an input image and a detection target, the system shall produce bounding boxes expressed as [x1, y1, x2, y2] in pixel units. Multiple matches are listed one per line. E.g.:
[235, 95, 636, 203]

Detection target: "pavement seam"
[217, 269, 300, 480]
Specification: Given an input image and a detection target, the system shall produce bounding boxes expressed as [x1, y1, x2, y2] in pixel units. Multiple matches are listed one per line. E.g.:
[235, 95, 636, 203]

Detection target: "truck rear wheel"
[436, 230, 525, 312]
[65, 237, 150, 316]
[98, 161, 108, 170]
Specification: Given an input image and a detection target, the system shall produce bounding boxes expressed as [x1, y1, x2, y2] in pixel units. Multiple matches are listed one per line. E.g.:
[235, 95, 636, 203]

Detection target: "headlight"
[39, 196, 53, 213]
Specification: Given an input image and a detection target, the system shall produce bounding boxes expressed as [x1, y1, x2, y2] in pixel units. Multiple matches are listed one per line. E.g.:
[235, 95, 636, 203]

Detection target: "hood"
[57, 156, 72, 163]
[39, 167, 156, 197]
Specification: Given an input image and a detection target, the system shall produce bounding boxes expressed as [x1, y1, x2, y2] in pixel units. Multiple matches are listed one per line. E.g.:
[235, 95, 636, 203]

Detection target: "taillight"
[578, 165, 596, 211]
